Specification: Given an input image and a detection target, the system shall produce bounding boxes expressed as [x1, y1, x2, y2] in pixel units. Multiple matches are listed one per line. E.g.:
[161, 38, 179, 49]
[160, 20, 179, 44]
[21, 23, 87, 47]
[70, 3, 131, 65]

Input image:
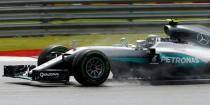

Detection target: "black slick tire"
[38, 45, 68, 65]
[73, 50, 110, 86]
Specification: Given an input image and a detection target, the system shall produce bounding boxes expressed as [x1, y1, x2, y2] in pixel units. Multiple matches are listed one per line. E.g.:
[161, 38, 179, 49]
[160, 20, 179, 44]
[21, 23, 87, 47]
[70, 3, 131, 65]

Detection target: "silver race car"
[4, 20, 210, 86]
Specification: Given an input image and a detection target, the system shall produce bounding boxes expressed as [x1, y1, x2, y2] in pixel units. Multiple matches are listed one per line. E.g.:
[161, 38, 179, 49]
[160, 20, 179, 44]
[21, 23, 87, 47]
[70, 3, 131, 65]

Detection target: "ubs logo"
[197, 33, 209, 45]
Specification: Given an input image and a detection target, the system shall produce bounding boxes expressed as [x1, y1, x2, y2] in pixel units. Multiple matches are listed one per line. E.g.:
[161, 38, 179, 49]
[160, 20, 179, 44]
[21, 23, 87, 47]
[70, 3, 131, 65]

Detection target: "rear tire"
[73, 50, 110, 86]
[38, 45, 68, 65]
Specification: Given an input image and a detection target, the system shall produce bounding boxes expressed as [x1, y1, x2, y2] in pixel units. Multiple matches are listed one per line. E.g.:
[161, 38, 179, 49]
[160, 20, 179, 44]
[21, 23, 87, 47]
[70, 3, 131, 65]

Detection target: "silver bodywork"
[32, 34, 210, 80]
[33, 35, 159, 72]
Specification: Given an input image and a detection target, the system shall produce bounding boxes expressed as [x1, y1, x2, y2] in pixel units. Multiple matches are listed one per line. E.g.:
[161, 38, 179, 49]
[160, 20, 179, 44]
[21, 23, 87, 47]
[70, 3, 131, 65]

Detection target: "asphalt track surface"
[1, 57, 210, 105]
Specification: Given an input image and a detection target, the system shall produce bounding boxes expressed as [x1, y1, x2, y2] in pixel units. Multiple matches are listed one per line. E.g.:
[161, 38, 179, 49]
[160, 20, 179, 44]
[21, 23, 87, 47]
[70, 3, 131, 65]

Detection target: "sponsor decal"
[159, 52, 205, 68]
[161, 57, 200, 64]
[197, 33, 209, 45]
[40, 72, 60, 78]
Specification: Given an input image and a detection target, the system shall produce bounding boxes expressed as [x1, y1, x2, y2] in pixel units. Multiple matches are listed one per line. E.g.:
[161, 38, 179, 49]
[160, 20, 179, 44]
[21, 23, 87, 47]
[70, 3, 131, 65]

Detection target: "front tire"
[73, 50, 110, 86]
[38, 45, 68, 65]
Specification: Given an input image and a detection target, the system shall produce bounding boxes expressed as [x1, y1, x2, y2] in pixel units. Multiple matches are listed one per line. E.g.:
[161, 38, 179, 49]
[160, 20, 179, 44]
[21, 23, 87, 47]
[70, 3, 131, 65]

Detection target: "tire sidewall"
[38, 45, 68, 65]
[73, 50, 110, 86]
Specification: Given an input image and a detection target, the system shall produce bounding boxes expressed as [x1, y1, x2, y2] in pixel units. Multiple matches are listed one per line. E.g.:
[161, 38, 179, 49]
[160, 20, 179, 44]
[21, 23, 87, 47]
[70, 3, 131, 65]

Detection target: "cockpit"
[145, 34, 161, 47]
[113, 34, 161, 50]
[136, 34, 161, 49]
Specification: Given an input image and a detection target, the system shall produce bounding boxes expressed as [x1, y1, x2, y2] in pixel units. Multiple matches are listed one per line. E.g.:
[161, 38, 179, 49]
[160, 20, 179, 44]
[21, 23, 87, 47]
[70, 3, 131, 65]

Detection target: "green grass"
[0, 33, 166, 50]
[51, 19, 128, 24]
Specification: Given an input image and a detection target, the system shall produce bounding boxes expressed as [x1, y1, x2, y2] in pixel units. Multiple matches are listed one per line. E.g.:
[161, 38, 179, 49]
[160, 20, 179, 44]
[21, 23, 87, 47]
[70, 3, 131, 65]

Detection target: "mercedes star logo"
[197, 33, 209, 45]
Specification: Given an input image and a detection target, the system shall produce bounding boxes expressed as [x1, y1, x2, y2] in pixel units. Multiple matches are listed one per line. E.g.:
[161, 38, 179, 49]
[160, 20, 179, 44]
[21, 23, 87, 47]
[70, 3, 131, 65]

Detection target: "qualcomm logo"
[197, 33, 209, 45]
[40, 72, 59, 78]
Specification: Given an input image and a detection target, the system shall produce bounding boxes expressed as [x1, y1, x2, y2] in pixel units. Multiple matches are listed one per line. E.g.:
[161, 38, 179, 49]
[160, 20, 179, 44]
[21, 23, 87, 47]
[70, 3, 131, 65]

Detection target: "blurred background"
[0, 0, 209, 56]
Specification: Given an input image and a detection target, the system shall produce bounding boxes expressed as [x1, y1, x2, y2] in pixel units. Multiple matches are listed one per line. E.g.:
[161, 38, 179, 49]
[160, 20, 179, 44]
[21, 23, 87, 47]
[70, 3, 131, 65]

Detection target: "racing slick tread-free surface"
[72, 50, 110, 86]
[37, 45, 68, 65]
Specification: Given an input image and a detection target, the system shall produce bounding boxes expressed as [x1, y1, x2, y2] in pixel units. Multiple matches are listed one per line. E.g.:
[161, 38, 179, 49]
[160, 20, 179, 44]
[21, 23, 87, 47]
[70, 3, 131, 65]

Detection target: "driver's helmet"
[146, 34, 160, 47]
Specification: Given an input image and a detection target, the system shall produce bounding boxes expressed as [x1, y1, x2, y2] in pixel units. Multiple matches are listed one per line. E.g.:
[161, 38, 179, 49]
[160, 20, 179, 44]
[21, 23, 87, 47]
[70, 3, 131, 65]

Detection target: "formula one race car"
[4, 19, 210, 86]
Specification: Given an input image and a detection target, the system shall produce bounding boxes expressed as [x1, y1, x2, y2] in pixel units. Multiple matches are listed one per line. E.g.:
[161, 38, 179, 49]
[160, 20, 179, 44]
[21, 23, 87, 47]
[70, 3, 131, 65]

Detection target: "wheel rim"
[85, 57, 105, 79]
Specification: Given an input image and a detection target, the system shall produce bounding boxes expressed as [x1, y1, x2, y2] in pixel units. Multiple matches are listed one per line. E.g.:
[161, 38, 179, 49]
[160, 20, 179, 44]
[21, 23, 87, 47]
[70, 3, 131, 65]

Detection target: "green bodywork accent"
[112, 57, 149, 63]
[159, 52, 205, 68]
[14, 75, 32, 80]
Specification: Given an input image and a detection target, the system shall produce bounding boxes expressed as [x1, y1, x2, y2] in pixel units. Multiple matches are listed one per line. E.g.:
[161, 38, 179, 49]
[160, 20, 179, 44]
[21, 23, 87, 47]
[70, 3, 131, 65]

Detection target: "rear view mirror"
[62, 53, 71, 62]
